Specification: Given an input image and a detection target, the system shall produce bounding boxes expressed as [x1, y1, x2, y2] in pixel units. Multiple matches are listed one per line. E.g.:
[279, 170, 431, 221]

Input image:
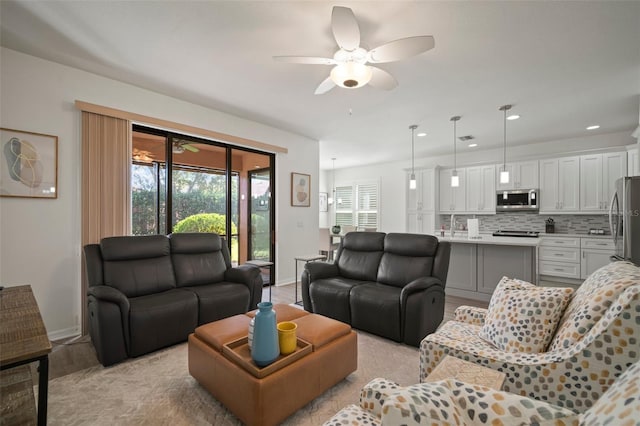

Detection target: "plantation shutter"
[356, 182, 378, 228]
[335, 185, 353, 225]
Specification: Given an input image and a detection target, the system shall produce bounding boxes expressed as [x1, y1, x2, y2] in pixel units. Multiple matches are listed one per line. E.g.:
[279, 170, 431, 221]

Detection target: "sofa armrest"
[87, 285, 131, 363]
[301, 262, 340, 311]
[225, 264, 262, 309]
[304, 261, 339, 280]
[359, 378, 402, 418]
[400, 277, 442, 307]
[454, 305, 487, 326]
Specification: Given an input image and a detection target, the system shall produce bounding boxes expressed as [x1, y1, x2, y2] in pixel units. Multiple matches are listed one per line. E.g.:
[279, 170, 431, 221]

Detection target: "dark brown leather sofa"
[301, 232, 451, 346]
[83, 232, 262, 366]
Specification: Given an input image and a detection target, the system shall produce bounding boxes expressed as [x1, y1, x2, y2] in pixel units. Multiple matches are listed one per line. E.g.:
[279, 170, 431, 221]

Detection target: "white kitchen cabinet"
[466, 165, 496, 214]
[628, 145, 639, 176]
[580, 238, 615, 279]
[580, 152, 626, 212]
[439, 168, 466, 213]
[539, 156, 580, 213]
[539, 237, 581, 279]
[407, 169, 436, 234]
[496, 160, 539, 190]
[407, 211, 435, 234]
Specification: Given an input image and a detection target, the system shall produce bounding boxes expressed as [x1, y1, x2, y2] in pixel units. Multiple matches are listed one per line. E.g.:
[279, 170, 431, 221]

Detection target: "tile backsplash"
[438, 213, 610, 235]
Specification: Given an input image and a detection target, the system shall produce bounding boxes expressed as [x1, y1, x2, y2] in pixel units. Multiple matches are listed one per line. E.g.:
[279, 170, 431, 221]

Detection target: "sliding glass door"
[131, 125, 275, 271]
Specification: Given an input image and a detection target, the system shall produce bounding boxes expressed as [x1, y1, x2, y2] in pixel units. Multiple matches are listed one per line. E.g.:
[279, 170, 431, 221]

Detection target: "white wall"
[0, 48, 319, 339]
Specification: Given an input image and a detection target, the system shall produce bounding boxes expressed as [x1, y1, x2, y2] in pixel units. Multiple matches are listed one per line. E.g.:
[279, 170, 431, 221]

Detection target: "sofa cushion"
[184, 282, 251, 324]
[549, 260, 640, 351]
[309, 277, 365, 324]
[170, 233, 229, 286]
[128, 289, 198, 356]
[101, 235, 176, 297]
[350, 283, 402, 342]
[336, 232, 385, 282]
[377, 252, 434, 288]
[479, 277, 574, 353]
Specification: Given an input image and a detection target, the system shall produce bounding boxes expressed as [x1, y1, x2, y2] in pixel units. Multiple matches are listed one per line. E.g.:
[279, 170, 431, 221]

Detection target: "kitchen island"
[438, 234, 540, 302]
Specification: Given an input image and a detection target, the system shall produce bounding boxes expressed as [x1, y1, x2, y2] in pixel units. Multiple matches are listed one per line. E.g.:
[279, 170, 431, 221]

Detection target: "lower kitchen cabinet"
[580, 238, 616, 279]
[539, 236, 615, 281]
[446, 242, 537, 301]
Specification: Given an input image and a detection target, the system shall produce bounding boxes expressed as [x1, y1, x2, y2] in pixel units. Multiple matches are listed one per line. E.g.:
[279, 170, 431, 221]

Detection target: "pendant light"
[409, 125, 418, 190]
[328, 158, 336, 205]
[499, 105, 512, 184]
[450, 116, 461, 187]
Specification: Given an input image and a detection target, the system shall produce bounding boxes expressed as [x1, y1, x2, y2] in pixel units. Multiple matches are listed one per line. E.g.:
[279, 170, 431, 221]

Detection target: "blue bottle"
[251, 302, 279, 367]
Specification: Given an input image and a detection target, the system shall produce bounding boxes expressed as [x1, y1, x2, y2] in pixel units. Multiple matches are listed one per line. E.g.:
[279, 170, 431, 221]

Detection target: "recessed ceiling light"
[417, 132, 427, 137]
[506, 114, 520, 120]
[586, 125, 600, 130]
[468, 143, 478, 148]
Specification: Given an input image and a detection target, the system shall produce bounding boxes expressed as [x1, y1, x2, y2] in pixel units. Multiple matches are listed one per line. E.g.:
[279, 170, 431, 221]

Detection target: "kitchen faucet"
[450, 214, 455, 237]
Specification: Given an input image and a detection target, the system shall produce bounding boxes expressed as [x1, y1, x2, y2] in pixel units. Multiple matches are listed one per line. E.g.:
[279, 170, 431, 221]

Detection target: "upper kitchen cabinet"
[495, 160, 539, 190]
[406, 169, 436, 233]
[580, 152, 626, 212]
[539, 156, 580, 213]
[407, 169, 436, 212]
[628, 144, 639, 176]
[439, 168, 466, 213]
[466, 165, 496, 214]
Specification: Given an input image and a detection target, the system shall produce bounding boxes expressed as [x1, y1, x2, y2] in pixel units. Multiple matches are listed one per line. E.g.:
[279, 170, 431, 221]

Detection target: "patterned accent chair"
[419, 260, 640, 413]
[323, 359, 640, 425]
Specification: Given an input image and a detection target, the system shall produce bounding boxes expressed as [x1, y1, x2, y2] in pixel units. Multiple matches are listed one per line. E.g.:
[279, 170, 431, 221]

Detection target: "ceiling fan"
[273, 6, 435, 94]
[172, 139, 199, 154]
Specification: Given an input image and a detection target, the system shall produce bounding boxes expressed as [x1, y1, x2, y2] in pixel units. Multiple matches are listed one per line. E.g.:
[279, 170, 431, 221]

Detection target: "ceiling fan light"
[330, 62, 372, 89]
[172, 144, 184, 154]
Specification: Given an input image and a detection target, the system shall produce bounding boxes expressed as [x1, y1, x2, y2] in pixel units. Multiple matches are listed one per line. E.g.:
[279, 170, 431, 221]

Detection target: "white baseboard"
[48, 326, 81, 342]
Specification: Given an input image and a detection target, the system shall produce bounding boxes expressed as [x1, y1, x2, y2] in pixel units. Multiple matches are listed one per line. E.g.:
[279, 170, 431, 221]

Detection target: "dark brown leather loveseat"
[83, 233, 262, 366]
[301, 232, 451, 346]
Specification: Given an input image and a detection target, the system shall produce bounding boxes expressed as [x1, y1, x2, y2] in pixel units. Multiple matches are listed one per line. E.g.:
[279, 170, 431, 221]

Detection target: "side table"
[425, 356, 506, 390]
[0, 285, 52, 426]
[245, 259, 274, 302]
[294, 254, 326, 304]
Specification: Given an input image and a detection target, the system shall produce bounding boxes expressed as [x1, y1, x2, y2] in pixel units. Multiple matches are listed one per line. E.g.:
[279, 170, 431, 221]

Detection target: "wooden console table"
[0, 285, 52, 426]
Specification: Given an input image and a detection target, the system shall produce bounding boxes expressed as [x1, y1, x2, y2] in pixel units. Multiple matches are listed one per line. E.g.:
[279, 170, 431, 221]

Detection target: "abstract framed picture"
[0, 128, 58, 199]
[291, 172, 311, 207]
[319, 192, 328, 212]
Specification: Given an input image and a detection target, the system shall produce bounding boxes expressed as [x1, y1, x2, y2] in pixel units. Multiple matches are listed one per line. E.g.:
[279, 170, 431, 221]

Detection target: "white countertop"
[437, 234, 541, 247]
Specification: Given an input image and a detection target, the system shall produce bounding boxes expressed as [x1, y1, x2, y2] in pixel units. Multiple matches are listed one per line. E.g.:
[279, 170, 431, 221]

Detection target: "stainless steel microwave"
[496, 189, 539, 211]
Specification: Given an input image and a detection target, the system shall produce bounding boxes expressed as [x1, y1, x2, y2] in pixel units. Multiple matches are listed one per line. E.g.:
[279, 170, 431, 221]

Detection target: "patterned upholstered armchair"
[324, 360, 640, 425]
[419, 260, 640, 413]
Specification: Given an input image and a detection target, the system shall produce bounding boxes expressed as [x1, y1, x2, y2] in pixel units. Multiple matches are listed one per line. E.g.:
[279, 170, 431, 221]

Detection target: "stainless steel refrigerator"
[610, 176, 640, 265]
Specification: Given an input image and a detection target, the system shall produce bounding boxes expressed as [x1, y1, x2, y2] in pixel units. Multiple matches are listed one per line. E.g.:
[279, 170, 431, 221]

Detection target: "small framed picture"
[1, 128, 58, 199]
[319, 192, 328, 212]
[291, 172, 311, 207]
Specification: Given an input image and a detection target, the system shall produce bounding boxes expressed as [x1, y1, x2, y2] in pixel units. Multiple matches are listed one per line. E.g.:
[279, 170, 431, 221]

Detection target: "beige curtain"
[81, 111, 131, 334]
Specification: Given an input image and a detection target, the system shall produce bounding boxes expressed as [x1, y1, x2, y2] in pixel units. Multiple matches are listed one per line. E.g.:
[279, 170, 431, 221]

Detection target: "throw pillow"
[479, 277, 574, 353]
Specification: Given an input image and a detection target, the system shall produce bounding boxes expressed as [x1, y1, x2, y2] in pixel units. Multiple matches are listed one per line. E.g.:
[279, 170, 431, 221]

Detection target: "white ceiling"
[1, 1, 639, 170]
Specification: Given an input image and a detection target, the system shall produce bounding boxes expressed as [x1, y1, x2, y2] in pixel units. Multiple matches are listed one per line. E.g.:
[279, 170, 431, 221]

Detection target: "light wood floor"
[41, 284, 487, 382]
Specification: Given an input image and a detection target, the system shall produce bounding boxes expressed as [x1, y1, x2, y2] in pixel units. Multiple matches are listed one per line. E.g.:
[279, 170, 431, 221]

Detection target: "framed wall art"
[0, 128, 58, 199]
[291, 172, 310, 207]
[319, 192, 328, 212]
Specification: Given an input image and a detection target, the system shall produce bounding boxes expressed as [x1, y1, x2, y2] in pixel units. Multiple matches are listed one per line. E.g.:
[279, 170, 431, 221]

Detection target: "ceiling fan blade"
[183, 144, 199, 153]
[273, 56, 336, 65]
[368, 67, 398, 90]
[368, 36, 435, 63]
[331, 6, 360, 51]
[314, 76, 336, 95]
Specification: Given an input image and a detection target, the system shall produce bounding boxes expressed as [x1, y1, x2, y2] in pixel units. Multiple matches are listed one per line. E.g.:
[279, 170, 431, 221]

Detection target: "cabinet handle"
[554, 253, 565, 257]
[554, 268, 564, 272]
[583, 251, 586, 258]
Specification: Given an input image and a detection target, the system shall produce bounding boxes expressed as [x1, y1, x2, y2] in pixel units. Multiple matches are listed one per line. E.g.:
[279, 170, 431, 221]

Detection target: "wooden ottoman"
[188, 304, 357, 426]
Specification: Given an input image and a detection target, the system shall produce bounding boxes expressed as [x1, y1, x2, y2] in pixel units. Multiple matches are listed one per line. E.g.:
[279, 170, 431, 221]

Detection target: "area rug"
[44, 331, 419, 425]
